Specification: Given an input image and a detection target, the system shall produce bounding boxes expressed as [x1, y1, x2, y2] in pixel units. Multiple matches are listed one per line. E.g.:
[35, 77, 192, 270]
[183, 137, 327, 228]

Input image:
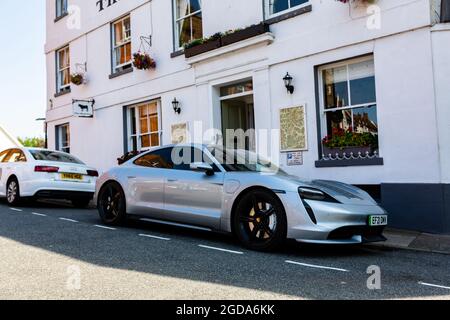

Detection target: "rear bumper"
[21, 179, 96, 198]
[34, 190, 94, 200]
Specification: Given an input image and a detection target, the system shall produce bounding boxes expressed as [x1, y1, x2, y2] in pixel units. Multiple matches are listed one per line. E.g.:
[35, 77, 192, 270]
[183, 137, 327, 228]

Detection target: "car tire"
[71, 198, 92, 209]
[97, 182, 127, 226]
[233, 189, 287, 252]
[6, 178, 21, 207]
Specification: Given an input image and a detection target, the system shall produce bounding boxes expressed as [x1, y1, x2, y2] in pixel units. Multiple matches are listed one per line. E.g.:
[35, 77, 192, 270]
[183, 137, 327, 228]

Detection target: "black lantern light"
[283, 72, 294, 94]
[172, 98, 181, 114]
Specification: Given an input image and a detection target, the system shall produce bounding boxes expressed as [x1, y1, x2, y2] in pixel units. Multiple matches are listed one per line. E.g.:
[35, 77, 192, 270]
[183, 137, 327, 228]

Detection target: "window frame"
[264, 0, 311, 19]
[317, 55, 379, 158]
[111, 15, 132, 74]
[55, 123, 71, 154]
[56, 46, 70, 94]
[173, 0, 203, 50]
[56, 0, 68, 19]
[127, 100, 163, 152]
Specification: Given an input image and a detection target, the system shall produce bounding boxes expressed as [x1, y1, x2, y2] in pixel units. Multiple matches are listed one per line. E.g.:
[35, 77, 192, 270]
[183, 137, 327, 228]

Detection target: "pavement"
[369, 228, 450, 255]
[0, 200, 449, 300]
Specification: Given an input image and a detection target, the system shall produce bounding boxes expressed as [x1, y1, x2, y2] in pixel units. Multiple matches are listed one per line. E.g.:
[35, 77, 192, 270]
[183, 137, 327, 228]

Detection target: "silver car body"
[96, 144, 387, 244]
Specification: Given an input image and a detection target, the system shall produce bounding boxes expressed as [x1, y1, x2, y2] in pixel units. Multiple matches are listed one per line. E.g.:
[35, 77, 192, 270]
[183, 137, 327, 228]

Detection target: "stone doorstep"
[368, 228, 450, 255]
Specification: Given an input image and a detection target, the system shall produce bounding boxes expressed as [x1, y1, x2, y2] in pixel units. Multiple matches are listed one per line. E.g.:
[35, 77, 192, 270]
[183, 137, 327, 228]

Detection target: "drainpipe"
[442, 0, 450, 23]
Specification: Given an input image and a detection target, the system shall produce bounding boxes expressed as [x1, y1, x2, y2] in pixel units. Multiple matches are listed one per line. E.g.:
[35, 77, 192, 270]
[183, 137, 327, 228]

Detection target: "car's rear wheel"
[97, 182, 126, 225]
[6, 178, 21, 206]
[71, 198, 92, 209]
[233, 189, 287, 252]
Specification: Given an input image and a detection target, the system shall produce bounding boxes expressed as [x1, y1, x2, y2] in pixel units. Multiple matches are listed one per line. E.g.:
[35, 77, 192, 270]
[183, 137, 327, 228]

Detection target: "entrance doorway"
[220, 80, 255, 150]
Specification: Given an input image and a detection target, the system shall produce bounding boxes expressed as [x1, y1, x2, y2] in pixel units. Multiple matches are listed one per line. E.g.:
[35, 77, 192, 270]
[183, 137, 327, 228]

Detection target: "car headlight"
[298, 187, 340, 203]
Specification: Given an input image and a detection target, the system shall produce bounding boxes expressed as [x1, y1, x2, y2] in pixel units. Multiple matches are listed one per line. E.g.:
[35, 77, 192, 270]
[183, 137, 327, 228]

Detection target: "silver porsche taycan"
[95, 144, 388, 251]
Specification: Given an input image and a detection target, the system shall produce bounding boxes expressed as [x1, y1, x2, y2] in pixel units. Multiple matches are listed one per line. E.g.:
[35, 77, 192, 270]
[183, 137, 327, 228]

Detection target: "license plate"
[369, 215, 388, 226]
[61, 173, 83, 181]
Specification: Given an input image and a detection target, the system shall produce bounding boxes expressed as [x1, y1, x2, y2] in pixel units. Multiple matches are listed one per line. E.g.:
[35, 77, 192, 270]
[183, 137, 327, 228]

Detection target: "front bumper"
[278, 191, 388, 244]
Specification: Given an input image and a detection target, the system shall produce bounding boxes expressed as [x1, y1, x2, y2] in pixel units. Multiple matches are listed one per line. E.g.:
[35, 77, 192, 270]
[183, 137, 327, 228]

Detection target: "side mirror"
[190, 162, 214, 176]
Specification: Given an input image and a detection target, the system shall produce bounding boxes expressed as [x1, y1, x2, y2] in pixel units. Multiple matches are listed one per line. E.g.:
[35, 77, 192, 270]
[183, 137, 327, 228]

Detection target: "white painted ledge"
[431, 23, 450, 32]
[185, 32, 275, 65]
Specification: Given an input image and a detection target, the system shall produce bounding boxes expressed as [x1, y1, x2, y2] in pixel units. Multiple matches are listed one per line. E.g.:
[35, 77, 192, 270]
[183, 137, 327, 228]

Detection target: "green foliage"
[18, 137, 45, 148]
[322, 128, 378, 149]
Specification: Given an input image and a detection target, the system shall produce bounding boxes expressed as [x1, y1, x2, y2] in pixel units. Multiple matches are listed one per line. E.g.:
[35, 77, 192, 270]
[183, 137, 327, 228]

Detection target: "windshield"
[29, 150, 84, 165]
[209, 147, 286, 174]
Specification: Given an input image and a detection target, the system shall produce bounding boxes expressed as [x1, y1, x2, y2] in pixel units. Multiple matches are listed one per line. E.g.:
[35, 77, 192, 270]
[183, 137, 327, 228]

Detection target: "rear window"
[30, 150, 84, 165]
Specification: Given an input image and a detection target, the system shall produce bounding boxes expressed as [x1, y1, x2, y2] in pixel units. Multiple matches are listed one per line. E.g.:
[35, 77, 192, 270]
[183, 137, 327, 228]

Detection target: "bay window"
[128, 101, 162, 152]
[318, 56, 379, 158]
[174, 0, 203, 49]
[267, 0, 309, 16]
[112, 16, 132, 74]
[56, 46, 70, 94]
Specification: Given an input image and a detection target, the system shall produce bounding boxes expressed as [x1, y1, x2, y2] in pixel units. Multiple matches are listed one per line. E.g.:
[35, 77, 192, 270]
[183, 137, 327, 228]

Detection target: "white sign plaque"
[287, 151, 303, 166]
[73, 99, 94, 118]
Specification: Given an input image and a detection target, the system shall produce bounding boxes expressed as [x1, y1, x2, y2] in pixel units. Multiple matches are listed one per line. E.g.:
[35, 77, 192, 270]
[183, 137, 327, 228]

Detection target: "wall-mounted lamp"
[283, 72, 294, 94]
[172, 98, 181, 114]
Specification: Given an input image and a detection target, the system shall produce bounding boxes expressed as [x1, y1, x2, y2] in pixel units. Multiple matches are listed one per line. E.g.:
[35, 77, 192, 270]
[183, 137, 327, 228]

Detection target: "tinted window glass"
[0, 150, 11, 163]
[3, 150, 24, 163]
[171, 147, 220, 172]
[30, 150, 84, 164]
[134, 148, 174, 169]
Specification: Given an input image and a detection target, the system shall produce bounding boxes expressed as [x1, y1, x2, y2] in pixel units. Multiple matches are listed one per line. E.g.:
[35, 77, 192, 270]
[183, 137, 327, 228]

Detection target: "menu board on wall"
[280, 105, 308, 152]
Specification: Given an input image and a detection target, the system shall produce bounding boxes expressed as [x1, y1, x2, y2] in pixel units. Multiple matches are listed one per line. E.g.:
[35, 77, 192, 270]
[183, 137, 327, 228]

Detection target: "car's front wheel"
[97, 182, 126, 226]
[6, 178, 21, 206]
[233, 189, 287, 252]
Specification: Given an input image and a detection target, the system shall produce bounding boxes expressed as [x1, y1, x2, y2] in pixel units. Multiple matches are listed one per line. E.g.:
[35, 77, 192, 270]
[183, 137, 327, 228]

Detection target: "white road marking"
[94, 225, 117, 231]
[285, 260, 350, 272]
[59, 218, 79, 223]
[10, 208, 23, 212]
[32, 212, 47, 217]
[139, 234, 171, 241]
[419, 282, 450, 290]
[198, 245, 244, 255]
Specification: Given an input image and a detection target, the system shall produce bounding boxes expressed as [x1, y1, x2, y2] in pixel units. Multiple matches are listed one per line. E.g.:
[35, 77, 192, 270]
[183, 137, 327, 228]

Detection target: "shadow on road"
[0, 199, 447, 299]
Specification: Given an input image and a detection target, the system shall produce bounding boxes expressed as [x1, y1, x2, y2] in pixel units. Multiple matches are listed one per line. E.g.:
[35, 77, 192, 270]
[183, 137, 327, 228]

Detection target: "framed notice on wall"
[280, 105, 308, 152]
[171, 123, 189, 144]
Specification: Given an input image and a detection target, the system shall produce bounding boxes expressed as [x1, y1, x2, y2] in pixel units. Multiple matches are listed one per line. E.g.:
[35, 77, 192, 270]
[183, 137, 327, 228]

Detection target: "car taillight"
[35, 166, 59, 173]
[87, 170, 99, 177]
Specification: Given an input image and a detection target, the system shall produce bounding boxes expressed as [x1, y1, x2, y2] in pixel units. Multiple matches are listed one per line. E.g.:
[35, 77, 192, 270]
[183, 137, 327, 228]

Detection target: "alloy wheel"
[98, 183, 126, 224]
[7, 181, 18, 204]
[239, 194, 278, 243]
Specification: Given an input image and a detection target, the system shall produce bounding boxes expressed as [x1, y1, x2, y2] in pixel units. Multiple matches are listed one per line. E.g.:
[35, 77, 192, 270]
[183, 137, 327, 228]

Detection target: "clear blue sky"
[0, 0, 46, 139]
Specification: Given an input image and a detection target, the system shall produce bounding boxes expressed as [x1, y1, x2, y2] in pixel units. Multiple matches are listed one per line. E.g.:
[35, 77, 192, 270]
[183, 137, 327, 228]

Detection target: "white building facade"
[45, 0, 450, 234]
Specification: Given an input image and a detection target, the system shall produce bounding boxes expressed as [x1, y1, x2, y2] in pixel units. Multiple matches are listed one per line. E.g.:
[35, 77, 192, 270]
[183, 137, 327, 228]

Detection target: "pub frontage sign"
[96, 0, 120, 12]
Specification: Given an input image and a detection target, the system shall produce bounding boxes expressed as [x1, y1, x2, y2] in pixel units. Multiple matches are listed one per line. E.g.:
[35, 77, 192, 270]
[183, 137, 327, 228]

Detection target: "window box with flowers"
[184, 33, 222, 58]
[221, 23, 270, 47]
[322, 128, 378, 158]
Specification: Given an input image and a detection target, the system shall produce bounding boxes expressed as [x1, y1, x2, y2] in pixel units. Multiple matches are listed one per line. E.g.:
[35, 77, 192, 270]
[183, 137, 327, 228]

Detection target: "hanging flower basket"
[70, 73, 85, 86]
[133, 52, 156, 70]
